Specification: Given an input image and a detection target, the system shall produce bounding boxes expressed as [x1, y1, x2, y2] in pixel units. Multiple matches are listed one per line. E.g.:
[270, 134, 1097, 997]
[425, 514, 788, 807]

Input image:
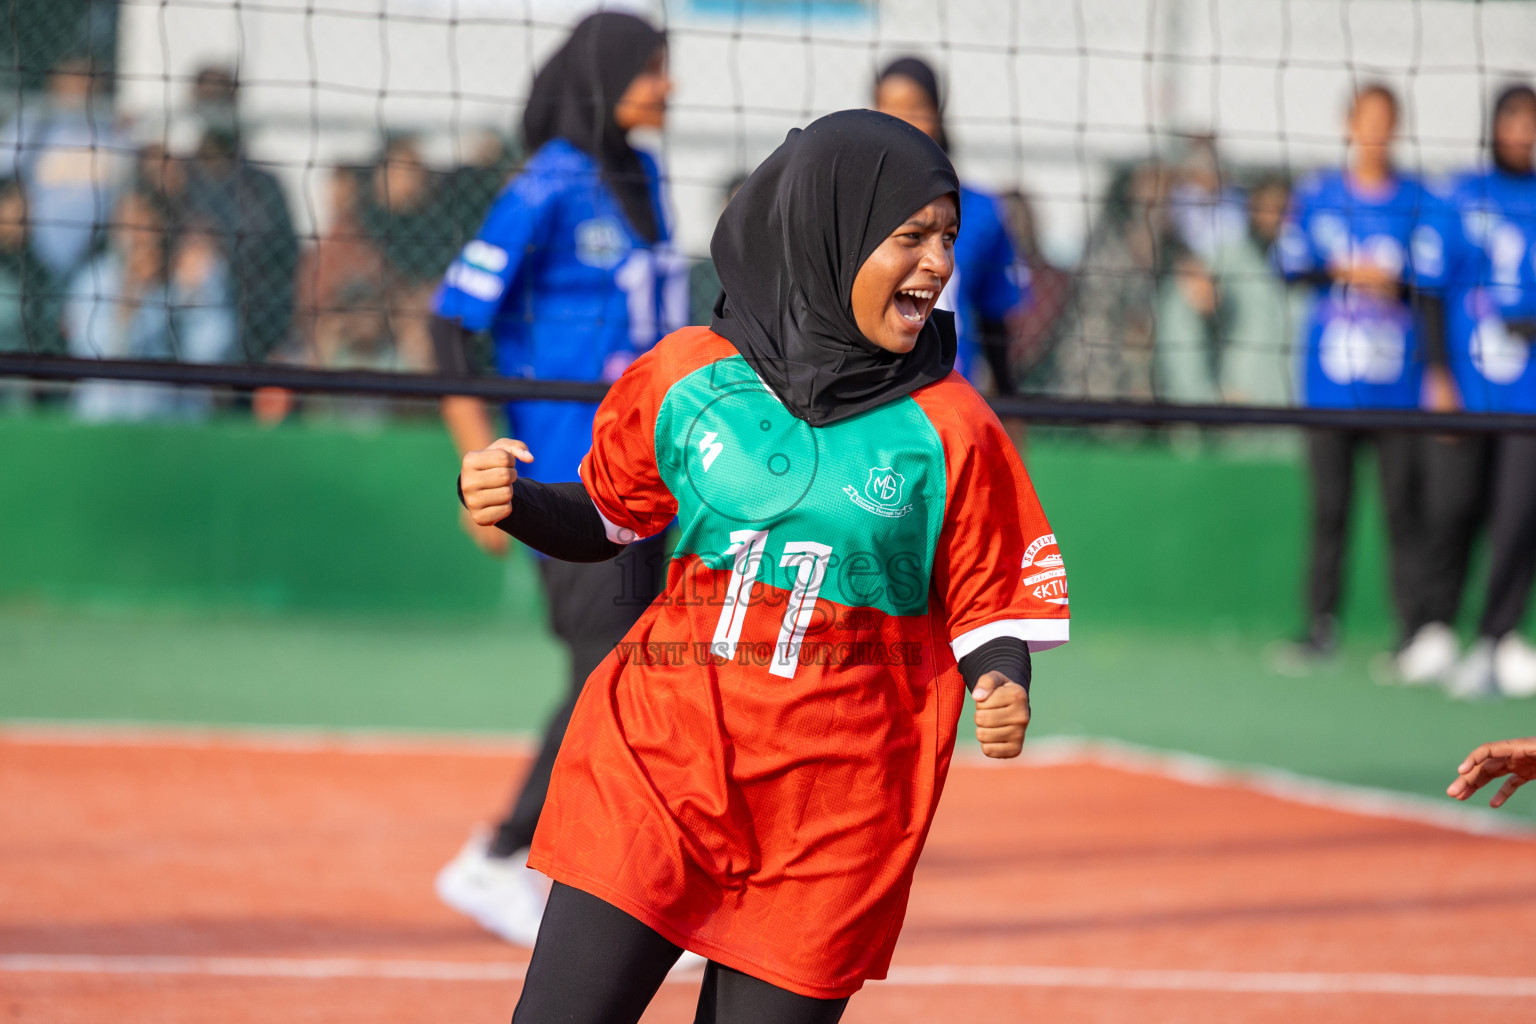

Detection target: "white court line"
[4, 721, 1533, 838]
[3, 954, 1536, 997]
[0, 954, 528, 982]
[970, 735, 1536, 840]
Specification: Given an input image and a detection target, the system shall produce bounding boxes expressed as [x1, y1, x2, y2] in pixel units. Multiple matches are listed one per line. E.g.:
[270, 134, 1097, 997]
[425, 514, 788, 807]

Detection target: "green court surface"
[3, 415, 1533, 823]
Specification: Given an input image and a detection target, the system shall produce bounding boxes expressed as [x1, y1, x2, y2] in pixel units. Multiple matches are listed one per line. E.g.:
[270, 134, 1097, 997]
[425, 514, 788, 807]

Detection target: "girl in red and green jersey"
[459, 110, 1069, 1024]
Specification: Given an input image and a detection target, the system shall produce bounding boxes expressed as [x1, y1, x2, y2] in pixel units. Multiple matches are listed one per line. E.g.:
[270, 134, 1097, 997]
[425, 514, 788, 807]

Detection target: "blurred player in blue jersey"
[874, 57, 1029, 394]
[427, 10, 687, 947]
[1273, 84, 1454, 669]
[1421, 84, 1536, 699]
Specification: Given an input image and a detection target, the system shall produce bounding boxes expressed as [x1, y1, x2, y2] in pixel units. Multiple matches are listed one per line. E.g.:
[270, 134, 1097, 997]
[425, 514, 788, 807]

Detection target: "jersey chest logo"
[575, 217, 629, 269]
[845, 467, 912, 518]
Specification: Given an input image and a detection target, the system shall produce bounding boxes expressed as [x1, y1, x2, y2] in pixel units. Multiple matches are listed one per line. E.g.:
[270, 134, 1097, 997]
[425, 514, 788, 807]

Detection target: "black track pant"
[488, 534, 667, 857]
[1305, 429, 1423, 636]
[1417, 435, 1492, 627]
[510, 883, 850, 1024]
[1479, 435, 1536, 639]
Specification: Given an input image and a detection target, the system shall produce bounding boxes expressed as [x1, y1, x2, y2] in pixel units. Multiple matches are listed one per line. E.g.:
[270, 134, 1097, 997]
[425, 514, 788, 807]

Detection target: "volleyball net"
[0, 0, 1532, 432]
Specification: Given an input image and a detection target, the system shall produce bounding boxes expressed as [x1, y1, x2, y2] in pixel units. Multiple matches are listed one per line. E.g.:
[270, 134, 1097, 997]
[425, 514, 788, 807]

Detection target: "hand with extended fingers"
[1447, 737, 1536, 808]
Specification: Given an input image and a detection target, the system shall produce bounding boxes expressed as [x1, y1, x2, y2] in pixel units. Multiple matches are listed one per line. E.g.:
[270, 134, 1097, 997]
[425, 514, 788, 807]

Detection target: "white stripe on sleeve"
[951, 618, 1070, 659]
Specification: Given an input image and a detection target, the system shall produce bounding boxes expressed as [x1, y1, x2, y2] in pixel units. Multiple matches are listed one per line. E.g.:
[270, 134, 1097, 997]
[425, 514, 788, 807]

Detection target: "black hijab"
[522, 12, 666, 243]
[877, 56, 949, 154]
[709, 109, 960, 427]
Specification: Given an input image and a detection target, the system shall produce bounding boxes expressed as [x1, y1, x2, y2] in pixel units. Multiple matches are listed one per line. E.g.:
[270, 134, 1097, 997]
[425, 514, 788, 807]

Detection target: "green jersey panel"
[654, 354, 946, 618]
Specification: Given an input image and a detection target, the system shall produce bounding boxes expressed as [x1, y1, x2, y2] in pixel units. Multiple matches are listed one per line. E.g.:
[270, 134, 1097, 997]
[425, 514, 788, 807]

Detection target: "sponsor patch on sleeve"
[462, 240, 509, 273]
[445, 261, 505, 302]
[1022, 533, 1068, 605]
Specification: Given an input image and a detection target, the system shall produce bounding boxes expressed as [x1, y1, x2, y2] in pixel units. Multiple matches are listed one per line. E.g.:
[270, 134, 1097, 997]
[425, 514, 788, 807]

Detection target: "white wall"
[113, 0, 1536, 262]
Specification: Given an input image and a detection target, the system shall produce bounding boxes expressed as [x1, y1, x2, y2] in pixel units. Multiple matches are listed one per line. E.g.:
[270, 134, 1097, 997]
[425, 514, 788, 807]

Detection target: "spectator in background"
[1000, 188, 1070, 387]
[363, 135, 457, 373]
[293, 165, 388, 361]
[1166, 136, 1248, 266]
[1156, 174, 1301, 408]
[64, 189, 236, 421]
[0, 177, 63, 357]
[285, 274, 398, 427]
[0, 176, 62, 412]
[1424, 83, 1536, 699]
[1220, 177, 1304, 406]
[1270, 84, 1453, 670]
[1051, 161, 1172, 400]
[255, 164, 398, 426]
[0, 55, 130, 283]
[874, 56, 1028, 394]
[1156, 138, 1242, 405]
[181, 65, 298, 364]
[133, 141, 184, 210]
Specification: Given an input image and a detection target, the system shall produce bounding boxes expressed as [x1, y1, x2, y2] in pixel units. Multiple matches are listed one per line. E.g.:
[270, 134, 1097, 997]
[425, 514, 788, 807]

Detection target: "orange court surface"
[3, 727, 1535, 1024]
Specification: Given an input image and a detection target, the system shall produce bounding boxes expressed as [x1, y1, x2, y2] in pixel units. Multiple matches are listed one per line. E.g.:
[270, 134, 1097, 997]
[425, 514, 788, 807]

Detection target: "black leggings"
[510, 883, 850, 1024]
[1304, 429, 1423, 635]
[1480, 434, 1536, 638]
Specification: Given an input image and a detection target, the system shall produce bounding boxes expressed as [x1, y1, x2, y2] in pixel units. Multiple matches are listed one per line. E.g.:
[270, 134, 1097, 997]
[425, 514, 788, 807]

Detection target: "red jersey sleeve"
[578, 343, 678, 543]
[915, 376, 1070, 659]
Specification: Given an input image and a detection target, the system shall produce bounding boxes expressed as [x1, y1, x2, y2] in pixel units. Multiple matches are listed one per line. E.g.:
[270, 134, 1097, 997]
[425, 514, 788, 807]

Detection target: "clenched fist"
[971, 671, 1030, 758]
[460, 438, 535, 528]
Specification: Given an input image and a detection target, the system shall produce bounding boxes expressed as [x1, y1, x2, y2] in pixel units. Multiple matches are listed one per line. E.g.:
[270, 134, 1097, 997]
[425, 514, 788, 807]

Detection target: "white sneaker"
[1392, 622, 1460, 685]
[434, 829, 549, 947]
[1495, 633, 1536, 698]
[1446, 638, 1498, 701]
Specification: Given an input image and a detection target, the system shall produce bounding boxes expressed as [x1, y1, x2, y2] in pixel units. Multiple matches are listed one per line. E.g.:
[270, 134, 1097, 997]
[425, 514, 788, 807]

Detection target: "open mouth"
[893, 287, 937, 326]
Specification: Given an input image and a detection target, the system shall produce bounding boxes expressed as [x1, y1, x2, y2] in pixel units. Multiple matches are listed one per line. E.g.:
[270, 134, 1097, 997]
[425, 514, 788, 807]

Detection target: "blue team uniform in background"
[1441, 168, 1536, 413]
[941, 184, 1030, 381]
[1277, 170, 1452, 410]
[434, 138, 687, 483]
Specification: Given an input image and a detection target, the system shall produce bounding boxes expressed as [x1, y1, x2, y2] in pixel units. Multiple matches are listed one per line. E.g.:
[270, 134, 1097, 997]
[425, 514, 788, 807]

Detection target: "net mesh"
[0, 0, 1533, 429]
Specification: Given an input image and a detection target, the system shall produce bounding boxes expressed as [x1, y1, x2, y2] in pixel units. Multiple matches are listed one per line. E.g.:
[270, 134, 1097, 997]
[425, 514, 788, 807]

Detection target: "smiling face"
[850, 194, 957, 354]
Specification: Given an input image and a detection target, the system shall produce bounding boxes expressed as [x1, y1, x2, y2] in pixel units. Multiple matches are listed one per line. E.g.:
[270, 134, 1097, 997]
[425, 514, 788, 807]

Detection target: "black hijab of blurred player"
[876, 56, 949, 153]
[522, 10, 666, 243]
[709, 109, 960, 427]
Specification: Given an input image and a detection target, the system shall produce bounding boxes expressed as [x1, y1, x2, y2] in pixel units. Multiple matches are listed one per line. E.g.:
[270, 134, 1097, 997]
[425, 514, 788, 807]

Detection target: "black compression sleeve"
[501, 479, 627, 562]
[456, 473, 627, 562]
[431, 315, 476, 377]
[957, 636, 1031, 695]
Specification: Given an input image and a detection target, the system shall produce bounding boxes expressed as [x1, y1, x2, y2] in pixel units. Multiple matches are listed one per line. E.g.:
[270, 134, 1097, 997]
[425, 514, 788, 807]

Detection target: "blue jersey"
[434, 139, 688, 482]
[939, 184, 1029, 381]
[1276, 170, 1452, 409]
[1440, 168, 1536, 413]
